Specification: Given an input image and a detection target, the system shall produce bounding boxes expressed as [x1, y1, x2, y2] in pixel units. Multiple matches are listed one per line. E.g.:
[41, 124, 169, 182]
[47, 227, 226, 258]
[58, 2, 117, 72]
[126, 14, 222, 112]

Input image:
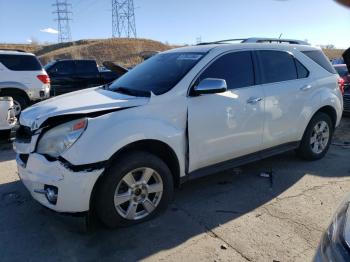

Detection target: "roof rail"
[0, 48, 27, 53]
[197, 37, 309, 46]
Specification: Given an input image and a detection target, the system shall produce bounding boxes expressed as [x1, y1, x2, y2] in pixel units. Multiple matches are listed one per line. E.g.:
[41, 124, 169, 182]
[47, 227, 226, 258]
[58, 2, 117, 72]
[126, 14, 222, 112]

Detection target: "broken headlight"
[316, 197, 350, 262]
[37, 118, 87, 158]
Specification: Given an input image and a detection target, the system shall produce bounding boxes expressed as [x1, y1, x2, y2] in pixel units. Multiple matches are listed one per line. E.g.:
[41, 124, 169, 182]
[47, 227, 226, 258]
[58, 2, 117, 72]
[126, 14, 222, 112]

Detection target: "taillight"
[338, 78, 345, 95]
[37, 74, 50, 84]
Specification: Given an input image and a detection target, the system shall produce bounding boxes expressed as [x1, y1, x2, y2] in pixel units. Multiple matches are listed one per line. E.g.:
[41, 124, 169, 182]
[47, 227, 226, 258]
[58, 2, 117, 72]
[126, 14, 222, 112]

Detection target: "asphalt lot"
[0, 118, 350, 262]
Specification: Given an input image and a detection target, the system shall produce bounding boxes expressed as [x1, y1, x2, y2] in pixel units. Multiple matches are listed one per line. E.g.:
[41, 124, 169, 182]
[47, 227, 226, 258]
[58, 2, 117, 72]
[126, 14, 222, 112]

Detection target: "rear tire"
[11, 95, 28, 116]
[95, 151, 174, 228]
[297, 112, 333, 160]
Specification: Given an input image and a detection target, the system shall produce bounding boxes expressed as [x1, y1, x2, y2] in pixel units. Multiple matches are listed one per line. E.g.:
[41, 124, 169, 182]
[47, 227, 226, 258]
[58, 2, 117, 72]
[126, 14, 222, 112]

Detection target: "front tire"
[297, 112, 333, 160]
[95, 151, 174, 228]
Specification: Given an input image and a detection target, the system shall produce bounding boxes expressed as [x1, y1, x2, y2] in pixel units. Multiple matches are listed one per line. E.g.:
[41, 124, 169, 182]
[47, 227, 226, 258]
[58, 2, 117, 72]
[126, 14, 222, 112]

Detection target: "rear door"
[74, 60, 101, 90]
[188, 51, 265, 172]
[256, 50, 311, 148]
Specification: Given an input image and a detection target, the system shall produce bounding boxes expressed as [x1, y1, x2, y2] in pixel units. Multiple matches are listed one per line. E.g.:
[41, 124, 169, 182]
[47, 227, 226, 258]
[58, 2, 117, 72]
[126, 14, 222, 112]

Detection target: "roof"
[165, 42, 319, 54]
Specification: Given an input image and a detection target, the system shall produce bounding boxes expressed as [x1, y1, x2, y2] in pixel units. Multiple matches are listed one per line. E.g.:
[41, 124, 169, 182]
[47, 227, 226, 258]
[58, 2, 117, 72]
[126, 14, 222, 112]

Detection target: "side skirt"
[181, 141, 300, 183]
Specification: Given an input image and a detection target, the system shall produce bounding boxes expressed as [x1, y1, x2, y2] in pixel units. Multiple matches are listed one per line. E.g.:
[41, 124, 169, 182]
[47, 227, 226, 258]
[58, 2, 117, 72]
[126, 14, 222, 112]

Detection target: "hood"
[20, 86, 149, 130]
[102, 61, 128, 76]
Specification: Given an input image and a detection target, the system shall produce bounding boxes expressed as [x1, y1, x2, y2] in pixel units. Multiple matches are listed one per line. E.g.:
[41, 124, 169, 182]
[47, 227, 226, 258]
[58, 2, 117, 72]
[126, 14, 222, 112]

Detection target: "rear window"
[302, 50, 336, 74]
[334, 66, 348, 77]
[0, 54, 42, 71]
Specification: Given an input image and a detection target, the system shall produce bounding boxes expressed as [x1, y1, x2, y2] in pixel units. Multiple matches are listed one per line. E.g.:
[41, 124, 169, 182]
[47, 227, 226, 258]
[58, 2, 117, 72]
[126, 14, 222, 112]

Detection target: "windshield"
[108, 52, 205, 95]
[335, 66, 349, 77]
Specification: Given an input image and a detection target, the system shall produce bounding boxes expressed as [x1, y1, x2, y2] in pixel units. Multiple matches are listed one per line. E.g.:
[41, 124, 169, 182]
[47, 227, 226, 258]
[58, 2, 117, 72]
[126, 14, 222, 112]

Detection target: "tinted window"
[49, 61, 75, 74]
[75, 61, 98, 74]
[335, 66, 348, 77]
[295, 59, 309, 78]
[199, 51, 254, 89]
[302, 50, 336, 74]
[0, 54, 42, 71]
[258, 51, 297, 84]
[109, 52, 204, 95]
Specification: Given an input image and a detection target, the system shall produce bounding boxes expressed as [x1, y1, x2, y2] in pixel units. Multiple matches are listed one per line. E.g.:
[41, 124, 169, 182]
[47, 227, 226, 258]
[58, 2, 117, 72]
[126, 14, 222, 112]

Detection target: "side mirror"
[194, 78, 227, 95]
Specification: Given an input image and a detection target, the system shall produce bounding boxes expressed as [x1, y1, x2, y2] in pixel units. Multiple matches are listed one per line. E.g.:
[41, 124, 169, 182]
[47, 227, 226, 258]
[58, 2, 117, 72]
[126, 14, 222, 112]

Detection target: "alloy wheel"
[114, 167, 163, 220]
[310, 120, 330, 154]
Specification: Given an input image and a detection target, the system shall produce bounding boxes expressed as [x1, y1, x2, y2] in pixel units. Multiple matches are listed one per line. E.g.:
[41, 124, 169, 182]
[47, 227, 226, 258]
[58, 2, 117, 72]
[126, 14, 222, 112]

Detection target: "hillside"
[0, 38, 173, 67]
[0, 39, 345, 67]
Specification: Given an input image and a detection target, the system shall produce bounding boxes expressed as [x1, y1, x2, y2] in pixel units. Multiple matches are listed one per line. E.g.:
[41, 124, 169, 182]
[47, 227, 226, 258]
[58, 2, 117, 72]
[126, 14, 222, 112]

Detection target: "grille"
[15, 125, 32, 143]
[344, 95, 350, 113]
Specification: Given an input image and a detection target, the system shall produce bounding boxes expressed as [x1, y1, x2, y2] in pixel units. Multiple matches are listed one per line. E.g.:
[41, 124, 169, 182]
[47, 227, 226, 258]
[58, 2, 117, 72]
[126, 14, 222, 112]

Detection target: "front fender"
[61, 113, 187, 176]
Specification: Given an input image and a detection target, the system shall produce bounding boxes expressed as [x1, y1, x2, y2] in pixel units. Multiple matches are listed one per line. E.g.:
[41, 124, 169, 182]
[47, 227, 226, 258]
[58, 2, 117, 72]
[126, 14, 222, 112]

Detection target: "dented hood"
[20, 86, 149, 130]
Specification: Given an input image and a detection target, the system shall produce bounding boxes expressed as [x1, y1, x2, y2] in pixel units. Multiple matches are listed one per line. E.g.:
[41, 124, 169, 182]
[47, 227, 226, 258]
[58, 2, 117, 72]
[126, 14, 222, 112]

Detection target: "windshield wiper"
[113, 87, 151, 97]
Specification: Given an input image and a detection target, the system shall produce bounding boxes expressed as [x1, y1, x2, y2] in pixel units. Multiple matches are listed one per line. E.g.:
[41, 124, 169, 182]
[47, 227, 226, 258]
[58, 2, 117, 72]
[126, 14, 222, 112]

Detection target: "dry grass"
[37, 38, 173, 67]
[0, 40, 346, 67]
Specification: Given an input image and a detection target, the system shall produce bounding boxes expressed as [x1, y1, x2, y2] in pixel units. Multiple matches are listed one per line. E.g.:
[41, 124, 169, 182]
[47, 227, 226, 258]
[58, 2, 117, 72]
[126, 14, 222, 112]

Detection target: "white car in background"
[0, 49, 50, 115]
[0, 96, 16, 140]
[14, 38, 343, 228]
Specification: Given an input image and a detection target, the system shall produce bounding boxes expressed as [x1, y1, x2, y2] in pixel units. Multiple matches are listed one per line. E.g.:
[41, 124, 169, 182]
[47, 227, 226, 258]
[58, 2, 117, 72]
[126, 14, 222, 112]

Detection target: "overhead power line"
[53, 0, 73, 42]
[112, 0, 137, 38]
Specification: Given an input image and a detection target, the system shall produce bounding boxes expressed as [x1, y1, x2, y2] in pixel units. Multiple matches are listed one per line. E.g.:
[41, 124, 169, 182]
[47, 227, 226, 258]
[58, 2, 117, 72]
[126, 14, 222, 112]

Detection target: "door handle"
[247, 97, 263, 104]
[300, 84, 312, 91]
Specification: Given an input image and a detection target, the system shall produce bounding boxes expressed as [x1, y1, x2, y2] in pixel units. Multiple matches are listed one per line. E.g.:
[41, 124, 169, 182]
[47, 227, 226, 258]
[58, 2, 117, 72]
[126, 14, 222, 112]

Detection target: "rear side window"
[75, 61, 98, 74]
[199, 51, 255, 89]
[49, 61, 75, 75]
[302, 50, 336, 74]
[0, 54, 42, 71]
[295, 59, 309, 78]
[258, 50, 298, 84]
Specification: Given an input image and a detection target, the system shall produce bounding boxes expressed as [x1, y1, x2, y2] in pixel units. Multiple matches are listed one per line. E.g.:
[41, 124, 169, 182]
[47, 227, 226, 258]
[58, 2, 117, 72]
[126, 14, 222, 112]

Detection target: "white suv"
[14, 38, 343, 227]
[0, 50, 50, 115]
[0, 97, 16, 139]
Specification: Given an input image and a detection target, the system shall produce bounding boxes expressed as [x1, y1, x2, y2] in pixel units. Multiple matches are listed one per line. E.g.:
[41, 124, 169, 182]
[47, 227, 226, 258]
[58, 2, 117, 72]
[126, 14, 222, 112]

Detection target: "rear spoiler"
[343, 48, 350, 73]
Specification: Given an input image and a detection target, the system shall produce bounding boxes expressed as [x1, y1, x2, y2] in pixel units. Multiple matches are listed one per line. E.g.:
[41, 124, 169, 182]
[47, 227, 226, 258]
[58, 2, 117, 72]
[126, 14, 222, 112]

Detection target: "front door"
[188, 51, 265, 172]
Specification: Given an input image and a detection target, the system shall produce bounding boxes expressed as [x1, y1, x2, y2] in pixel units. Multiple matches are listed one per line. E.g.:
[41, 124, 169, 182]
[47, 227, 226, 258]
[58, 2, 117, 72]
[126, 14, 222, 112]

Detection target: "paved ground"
[0, 118, 350, 262]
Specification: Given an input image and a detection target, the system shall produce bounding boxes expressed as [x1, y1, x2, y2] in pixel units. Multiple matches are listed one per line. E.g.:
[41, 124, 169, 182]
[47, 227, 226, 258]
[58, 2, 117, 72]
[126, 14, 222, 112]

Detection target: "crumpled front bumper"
[16, 153, 104, 213]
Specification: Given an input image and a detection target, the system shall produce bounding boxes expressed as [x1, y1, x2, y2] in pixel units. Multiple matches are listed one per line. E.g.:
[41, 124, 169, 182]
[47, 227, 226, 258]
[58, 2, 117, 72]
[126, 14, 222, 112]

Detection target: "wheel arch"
[89, 139, 181, 212]
[313, 105, 337, 129]
[0, 87, 30, 104]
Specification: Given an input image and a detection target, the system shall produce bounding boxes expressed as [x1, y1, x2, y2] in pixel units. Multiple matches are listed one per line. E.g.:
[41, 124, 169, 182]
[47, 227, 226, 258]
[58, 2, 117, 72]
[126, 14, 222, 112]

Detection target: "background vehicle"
[44, 59, 125, 96]
[341, 49, 350, 113]
[14, 38, 343, 228]
[314, 193, 350, 262]
[0, 96, 16, 141]
[0, 49, 50, 116]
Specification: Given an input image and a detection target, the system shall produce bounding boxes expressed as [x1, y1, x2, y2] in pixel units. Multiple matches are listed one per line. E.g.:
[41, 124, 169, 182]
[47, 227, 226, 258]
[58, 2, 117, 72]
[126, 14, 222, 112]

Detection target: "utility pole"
[112, 0, 137, 38]
[53, 0, 72, 42]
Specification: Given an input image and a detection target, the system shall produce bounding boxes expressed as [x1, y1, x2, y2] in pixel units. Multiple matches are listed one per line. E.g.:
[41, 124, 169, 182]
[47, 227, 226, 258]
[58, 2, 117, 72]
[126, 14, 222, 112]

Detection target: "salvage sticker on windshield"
[177, 54, 203, 60]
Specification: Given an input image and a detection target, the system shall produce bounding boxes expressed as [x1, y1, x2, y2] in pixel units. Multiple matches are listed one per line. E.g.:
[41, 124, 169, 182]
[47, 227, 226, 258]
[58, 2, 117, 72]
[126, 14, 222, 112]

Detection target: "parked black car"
[44, 59, 127, 96]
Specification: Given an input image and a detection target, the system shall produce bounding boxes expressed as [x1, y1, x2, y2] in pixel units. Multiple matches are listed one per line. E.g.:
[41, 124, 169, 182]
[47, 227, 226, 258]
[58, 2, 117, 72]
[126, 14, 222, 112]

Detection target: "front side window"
[0, 54, 42, 71]
[109, 52, 205, 95]
[258, 50, 298, 84]
[198, 51, 255, 89]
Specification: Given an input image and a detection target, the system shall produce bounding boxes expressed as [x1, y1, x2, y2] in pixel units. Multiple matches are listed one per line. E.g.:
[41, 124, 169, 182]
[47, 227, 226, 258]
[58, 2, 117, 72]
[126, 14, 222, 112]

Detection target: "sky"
[0, 0, 349, 48]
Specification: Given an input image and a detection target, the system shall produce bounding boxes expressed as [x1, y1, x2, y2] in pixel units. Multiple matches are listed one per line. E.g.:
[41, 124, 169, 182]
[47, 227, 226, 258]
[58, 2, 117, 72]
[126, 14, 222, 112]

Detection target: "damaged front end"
[13, 116, 107, 213]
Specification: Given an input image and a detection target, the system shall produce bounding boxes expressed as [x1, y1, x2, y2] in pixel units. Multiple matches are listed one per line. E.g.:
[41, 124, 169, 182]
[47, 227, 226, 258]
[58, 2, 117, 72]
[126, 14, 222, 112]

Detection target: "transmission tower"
[53, 0, 72, 42]
[112, 0, 137, 38]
